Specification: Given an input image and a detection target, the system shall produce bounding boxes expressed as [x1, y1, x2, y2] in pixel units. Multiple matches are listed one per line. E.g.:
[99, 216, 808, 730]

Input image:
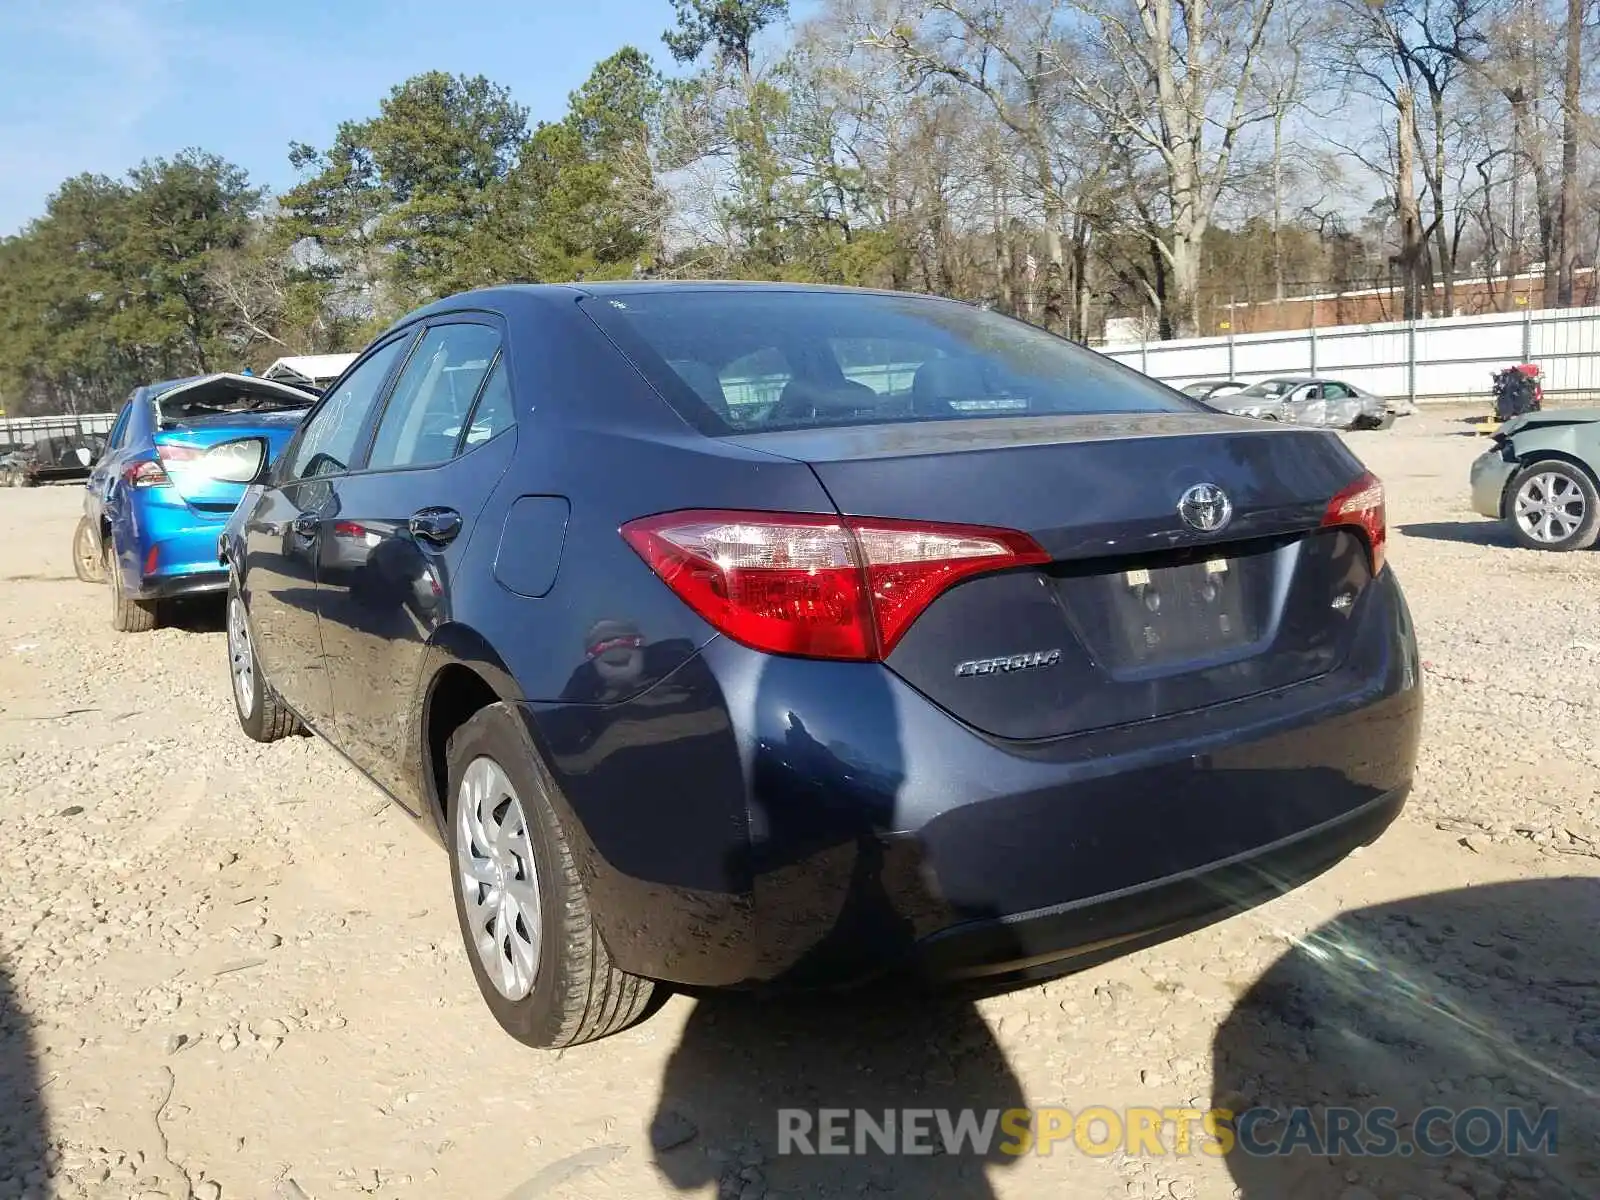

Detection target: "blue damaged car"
[74, 373, 315, 631]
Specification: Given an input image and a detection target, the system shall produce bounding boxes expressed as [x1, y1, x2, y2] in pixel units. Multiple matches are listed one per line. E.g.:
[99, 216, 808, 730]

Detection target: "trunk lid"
[154, 406, 308, 519]
[728, 414, 1377, 741]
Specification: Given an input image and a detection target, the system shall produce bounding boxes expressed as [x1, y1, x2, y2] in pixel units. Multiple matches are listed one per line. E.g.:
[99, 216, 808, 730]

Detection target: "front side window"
[367, 323, 501, 470]
[581, 290, 1194, 433]
[285, 336, 409, 481]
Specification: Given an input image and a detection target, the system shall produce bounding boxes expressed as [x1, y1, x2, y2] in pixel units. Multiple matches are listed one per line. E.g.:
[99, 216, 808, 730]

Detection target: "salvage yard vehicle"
[76, 373, 316, 629]
[220, 283, 1420, 1050]
[1208, 376, 1398, 430]
[1470, 408, 1600, 551]
[1, 431, 104, 487]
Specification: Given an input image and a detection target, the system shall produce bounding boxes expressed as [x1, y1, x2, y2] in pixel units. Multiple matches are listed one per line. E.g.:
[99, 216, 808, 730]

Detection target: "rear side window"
[580, 290, 1192, 433]
[461, 358, 514, 447]
[367, 323, 501, 470]
[106, 402, 133, 450]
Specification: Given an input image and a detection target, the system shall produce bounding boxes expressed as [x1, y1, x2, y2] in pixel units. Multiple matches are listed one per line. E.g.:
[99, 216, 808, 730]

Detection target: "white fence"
[1101, 306, 1600, 403]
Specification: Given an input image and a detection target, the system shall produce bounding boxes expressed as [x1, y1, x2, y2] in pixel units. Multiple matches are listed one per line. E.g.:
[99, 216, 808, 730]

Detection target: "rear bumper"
[915, 784, 1405, 981]
[125, 499, 230, 601]
[525, 568, 1422, 991]
[139, 569, 228, 601]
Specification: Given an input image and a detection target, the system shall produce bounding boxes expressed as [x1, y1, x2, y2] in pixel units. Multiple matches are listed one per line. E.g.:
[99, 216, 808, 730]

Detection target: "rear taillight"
[1323, 471, 1386, 574]
[621, 509, 1048, 661]
[123, 459, 170, 488]
[127, 440, 203, 489]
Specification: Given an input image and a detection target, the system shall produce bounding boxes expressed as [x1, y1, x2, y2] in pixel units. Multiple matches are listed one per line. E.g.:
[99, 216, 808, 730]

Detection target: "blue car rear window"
[578, 290, 1193, 434]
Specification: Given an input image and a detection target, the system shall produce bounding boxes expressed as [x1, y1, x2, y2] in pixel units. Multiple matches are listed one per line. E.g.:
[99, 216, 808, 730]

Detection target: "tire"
[445, 704, 655, 1048]
[72, 517, 104, 583]
[227, 586, 300, 742]
[109, 555, 159, 632]
[1506, 460, 1600, 552]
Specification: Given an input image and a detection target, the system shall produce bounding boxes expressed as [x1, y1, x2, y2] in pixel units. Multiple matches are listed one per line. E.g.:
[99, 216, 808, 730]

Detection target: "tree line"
[2, 0, 1596, 415]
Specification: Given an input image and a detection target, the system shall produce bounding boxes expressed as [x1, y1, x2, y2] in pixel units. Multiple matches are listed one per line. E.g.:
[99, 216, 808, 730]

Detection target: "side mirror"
[198, 436, 270, 484]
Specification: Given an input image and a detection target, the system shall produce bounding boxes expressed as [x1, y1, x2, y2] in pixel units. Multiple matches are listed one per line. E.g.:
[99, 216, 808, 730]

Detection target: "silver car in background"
[1207, 377, 1399, 430]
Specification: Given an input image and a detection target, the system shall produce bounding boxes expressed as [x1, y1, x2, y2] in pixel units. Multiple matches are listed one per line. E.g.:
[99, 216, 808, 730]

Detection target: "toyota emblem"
[1177, 483, 1233, 533]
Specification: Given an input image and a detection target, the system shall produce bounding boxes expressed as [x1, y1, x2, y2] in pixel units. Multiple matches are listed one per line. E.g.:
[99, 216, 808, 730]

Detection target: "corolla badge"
[1177, 482, 1233, 533]
[955, 649, 1062, 678]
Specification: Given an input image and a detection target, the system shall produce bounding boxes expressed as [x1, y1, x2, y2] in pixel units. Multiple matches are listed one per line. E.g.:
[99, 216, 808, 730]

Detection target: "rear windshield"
[579, 290, 1194, 434]
[155, 383, 313, 426]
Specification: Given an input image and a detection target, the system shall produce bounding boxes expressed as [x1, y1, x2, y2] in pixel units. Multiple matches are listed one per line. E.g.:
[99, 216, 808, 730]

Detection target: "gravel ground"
[0, 410, 1595, 1200]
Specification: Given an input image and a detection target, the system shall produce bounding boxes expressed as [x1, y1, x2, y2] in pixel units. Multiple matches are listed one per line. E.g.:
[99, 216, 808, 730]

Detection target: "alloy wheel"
[456, 757, 541, 1001]
[1514, 471, 1587, 544]
[227, 597, 255, 719]
[74, 523, 100, 580]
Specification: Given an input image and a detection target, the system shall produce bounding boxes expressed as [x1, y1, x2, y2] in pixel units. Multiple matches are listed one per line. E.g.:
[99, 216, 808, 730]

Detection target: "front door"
[317, 320, 517, 808]
[241, 334, 413, 731]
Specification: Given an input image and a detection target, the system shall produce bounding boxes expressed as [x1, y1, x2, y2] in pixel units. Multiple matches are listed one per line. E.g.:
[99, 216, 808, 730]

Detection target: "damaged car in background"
[1471, 407, 1600, 551]
[1206, 377, 1407, 430]
[75, 372, 316, 631]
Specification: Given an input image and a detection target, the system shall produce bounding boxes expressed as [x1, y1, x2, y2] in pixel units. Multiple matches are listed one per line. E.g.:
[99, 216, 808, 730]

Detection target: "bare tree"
[1557, 0, 1584, 303]
[1053, 0, 1281, 335]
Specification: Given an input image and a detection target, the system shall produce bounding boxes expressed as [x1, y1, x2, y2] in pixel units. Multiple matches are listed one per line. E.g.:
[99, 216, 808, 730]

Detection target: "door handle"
[292, 514, 320, 539]
[409, 507, 462, 547]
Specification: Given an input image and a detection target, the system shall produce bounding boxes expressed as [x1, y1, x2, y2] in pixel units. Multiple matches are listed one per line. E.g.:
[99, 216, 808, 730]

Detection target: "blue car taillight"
[123, 459, 170, 488]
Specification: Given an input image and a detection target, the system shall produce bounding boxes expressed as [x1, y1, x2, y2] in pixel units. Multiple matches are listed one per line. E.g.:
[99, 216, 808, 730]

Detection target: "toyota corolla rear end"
[558, 287, 1422, 990]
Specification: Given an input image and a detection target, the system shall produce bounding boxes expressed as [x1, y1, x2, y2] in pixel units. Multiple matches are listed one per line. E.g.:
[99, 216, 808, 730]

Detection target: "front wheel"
[446, 704, 655, 1048]
[227, 587, 300, 741]
[72, 517, 104, 583]
[1507, 460, 1600, 552]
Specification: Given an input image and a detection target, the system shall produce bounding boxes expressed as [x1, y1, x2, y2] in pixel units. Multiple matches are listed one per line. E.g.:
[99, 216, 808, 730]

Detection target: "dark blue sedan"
[220, 283, 1421, 1048]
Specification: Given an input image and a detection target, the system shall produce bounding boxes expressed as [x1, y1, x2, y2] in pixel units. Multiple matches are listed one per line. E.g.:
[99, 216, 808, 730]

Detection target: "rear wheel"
[445, 704, 655, 1048]
[1507, 460, 1600, 552]
[228, 588, 299, 741]
[109, 555, 158, 632]
[72, 517, 104, 583]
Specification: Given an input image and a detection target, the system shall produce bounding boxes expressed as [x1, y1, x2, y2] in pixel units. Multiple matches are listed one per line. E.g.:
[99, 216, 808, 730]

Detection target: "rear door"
[315, 319, 516, 806]
[85, 398, 135, 533]
[241, 336, 413, 732]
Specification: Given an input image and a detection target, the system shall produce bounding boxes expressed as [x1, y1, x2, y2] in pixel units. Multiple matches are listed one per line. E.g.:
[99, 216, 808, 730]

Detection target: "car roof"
[383, 280, 971, 337]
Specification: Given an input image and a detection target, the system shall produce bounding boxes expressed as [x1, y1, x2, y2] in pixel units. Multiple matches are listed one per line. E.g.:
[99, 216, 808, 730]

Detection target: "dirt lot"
[0, 410, 1596, 1200]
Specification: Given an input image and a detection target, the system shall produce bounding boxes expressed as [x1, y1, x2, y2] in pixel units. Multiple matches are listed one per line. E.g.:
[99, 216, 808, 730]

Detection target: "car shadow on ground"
[650, 986, 1026, 1198]
[1214, 877, 1600, 1199]
[648, 655, 1028, 1198]
[1398, 520, 1515, 547]
[0, 962, 47, 1193]
[162, 596, 227, 634]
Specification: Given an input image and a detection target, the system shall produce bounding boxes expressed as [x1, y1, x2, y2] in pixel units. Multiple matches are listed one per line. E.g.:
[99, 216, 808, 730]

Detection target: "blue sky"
[0, 0, 749, 235]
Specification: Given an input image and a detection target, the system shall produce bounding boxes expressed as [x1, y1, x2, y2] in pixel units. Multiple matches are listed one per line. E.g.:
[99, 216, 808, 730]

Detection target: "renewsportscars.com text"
[776, 1106, 1559, 1159]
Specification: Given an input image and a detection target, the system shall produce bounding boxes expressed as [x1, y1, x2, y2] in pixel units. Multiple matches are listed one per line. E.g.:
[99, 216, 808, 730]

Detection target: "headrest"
[668, 360, 730, 418]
